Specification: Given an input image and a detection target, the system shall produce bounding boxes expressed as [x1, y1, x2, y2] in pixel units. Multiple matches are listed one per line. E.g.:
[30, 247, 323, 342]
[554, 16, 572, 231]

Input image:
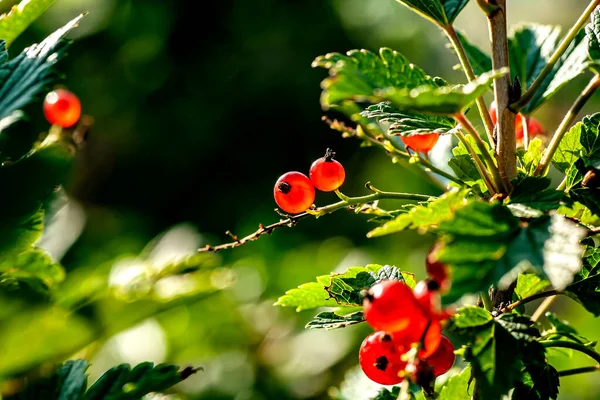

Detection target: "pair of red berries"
[274, 149, 346, 214]
[359, 279, 455, 385]
[489, 102, 544, 143]
[43, 89, 82, 128]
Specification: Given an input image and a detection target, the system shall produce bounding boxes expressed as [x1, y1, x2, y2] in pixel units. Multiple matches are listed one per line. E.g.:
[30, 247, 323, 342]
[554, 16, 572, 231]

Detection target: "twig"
[535, 74, 600, 176]
[541, 340, 600, 364]
[199, 189, 433, 252]
[499, 290, 561, 313]
[558, 365, 600, 377]
[487, 0, 516, 190]
[512, 0, 600, 111]
[455, 130, 498, 194]
[531, 295, 558, 322]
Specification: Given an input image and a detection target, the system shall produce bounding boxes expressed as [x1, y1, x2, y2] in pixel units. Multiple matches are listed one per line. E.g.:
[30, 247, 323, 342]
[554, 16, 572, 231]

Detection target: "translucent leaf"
[438, 366, 471, 400]
[552, 121, 584, 173]
[515, 274, 550, 300]
[362, 102, 455, 136]
[0, 247, 65, 290]
[305, 311, 364, 330]
[451, 305, 492, 328]
[0, 0, 57, 47]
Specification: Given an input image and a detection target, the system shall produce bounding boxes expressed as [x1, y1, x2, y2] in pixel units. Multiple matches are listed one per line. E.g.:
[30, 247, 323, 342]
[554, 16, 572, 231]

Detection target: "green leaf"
[0, 0, 57, 47]
[438, 367, 471, 400]
[393, 0, 447, 25]
[455, 31, 492, 76]
[448, 136, 490, 195]
[519, 138, 544, 175]
[379, 69, 507, 115]
[305, 311, 364, 330]
[557, 201, 600, 226]
[451, 305, 492, 328]
[566, 238, 600, 316]
[438, 201, 518, 237]
[553, 122, 583, 173]
[441, 0, 470, 24]
[0, 14, 83, 120]
[509, 24, 588, 114]
[0, 247, 65, 291]
[313, 48, 437, 108]
[586, 6, 600, 64]
[515, 273, 550, 300]
[541, 312, 595, 349]
[367, 189, 471, 238]
[361, 102, 456, 136]
[275, 264, 412, 311]
[85, 362, 195, 400]
[508, 176, 567, 212]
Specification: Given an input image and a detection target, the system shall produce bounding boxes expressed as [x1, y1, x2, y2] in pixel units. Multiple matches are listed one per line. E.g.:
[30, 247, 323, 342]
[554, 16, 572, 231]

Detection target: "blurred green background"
[8, 0, 600, 398]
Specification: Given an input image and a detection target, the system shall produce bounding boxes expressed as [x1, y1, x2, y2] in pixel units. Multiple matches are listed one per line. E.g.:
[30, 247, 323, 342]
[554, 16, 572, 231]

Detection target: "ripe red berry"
[359, 331, 407, 385]
[489, 101, 544, 143]
[426, 243, 450, 292]
[274, 172, 315, 214]
[391, 319, 442, 359]
[43, 89, 82, 128]
[363, 280, 426, 333]
[422, 335, 455, 376]
[309, 148, 345, 192]
[400, 133, 439, 153]
[413, 280, 442, 319]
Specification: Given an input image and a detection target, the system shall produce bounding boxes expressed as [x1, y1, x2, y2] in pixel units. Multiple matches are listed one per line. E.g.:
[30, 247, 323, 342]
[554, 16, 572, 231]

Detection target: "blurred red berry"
[363, 280, 426, 332]
[43, 89, 81, 128]
[426, 243, 450, 292]
[422, 335, 455, 376]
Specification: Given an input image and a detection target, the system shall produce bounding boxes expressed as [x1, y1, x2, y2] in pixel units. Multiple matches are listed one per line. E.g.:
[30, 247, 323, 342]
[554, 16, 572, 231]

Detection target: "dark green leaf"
[570, 187, 600, 215]
[438, 201, 518, 237]
[586, 6, 600, 63]
[448, 155, 488, 195]
[455, 31, 492, 76]
[508, 176, 567, 212]
[84, 362, 193, 400]
[361, 102, 455, 136]
[379, 69, 507, 115]
[313, 48, 437, 108]
[566, 238, 600, 316]
[0, 0, 57, 47]
[305, 311, 364, 330]
[393, 0, 447, 25]
[441, 0, 470, 23]
[367, 189, 471, 238]
[0, 15, 82, 120]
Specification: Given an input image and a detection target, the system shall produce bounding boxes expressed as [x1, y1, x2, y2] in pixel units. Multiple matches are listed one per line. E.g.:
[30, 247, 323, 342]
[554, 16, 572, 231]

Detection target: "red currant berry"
[413, 280, 442, 319]
[363, 280, 426, 333]
[43, 89, 82, 128]
[309, 148, 345, 192]
[359, 331, 407, 385]
[274, 172, 315, 214]
[426, 243, 450, 292]
[422, 335, 455, 376]
[401, 133, 439, 153]
[489, 101, 544, 144]
[391, 319, 442, 359]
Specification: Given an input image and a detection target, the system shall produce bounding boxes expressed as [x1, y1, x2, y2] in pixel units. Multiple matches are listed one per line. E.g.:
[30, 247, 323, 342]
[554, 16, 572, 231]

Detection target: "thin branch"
[500, 290, 561, 313]
[522, 115, 530, 151]
[487, 0, 516, 190]
[199, 189, 434, 252]
[535, 74, 600, 176]
[444, 25, 495, 147]
[541, 340, 600, 364]
[558, 365, 600, 377]
[531, 295, 558, 322]
[512, 0, 600, 112]
[455, 130, 498, 194]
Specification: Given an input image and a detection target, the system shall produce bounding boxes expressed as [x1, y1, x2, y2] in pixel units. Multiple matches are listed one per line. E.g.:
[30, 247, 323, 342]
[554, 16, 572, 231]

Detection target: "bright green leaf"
[520, 138, 544, 175]
[0, 0, 57, 47]
[553, 122, 583, 173]
[0, 247, 65, 290]
[438, 366, 471, 400]
[452, 305, 492, 328]
[515, 274, 550, 300]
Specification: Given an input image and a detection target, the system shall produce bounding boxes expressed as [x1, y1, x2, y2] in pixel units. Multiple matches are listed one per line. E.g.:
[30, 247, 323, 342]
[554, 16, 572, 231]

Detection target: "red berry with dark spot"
[43, 89, 82, 128]
[401, 133, 439, 153]
[391, 319, 442, 359]
[309, 148, 345, 192]
[422, 335, 455, 376]
[426, 243, 450, 292]
[359, 331, 407, 385]
[274, 172, 315, 214]
[363, 280, 427, 333]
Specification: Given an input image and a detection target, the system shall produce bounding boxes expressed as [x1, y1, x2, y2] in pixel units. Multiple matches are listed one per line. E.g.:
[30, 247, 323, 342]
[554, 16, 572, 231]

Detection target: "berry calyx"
[406, 358, 435, 387]
[489, 101, 544, 143]
[309, 148, 346, 192]
[391, 319, 442, 359]
[43, 89, 82, 128]
[422, 335, 455, 376]
[426, 243, 450, 292]
[400, 133, 440, 153]
[273, 171, 315, 214]
[359, 331, 407, 385]
[363, 280, 427, 333]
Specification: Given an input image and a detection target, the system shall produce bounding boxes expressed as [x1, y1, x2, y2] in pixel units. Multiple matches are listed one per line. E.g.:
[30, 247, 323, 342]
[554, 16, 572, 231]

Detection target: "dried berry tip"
[324, 148, 336, 161]
[375, 356, 389, 371]
[277, 181, 292, 194]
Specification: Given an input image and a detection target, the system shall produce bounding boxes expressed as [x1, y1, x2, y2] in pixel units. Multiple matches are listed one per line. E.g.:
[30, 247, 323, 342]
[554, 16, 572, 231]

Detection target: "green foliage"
[455, 31, 492, 76]
[508, 176, 567, 212]
[586, 6, 600, 67]
[565, 238, 600, 316]
[393, 0, 469, 26]
[305, 311, 364, 330]
[362, 102, 456, 136]
[437, 366, 471, 400]
[0, 0, 57, 47]
[275, 264, 414, 311]
[0, 247, 65, 291]
[0, 14, 82, 120]
[519, 138, 544, 176]
[515, 274, 550, 300]
[6, 360, 196, 400]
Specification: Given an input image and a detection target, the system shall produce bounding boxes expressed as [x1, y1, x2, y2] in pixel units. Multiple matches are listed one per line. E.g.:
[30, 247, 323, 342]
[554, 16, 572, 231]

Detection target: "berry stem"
[535, 74, 600, 176]
[558, 365, 600, 377]
[444, 24, 496, 148]
[499, 290, 562, 313]
[511, 0, 600, 112]
[480, 292, 493, 312]
[199, 189, 434, 252]
[540, 341, 600, 364]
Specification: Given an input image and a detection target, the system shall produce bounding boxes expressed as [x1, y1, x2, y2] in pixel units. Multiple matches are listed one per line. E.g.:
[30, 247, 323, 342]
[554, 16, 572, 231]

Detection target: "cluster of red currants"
[359, 245, 454, 386]
[273, 149, 346, 214]
[43, 88, 82, 128]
